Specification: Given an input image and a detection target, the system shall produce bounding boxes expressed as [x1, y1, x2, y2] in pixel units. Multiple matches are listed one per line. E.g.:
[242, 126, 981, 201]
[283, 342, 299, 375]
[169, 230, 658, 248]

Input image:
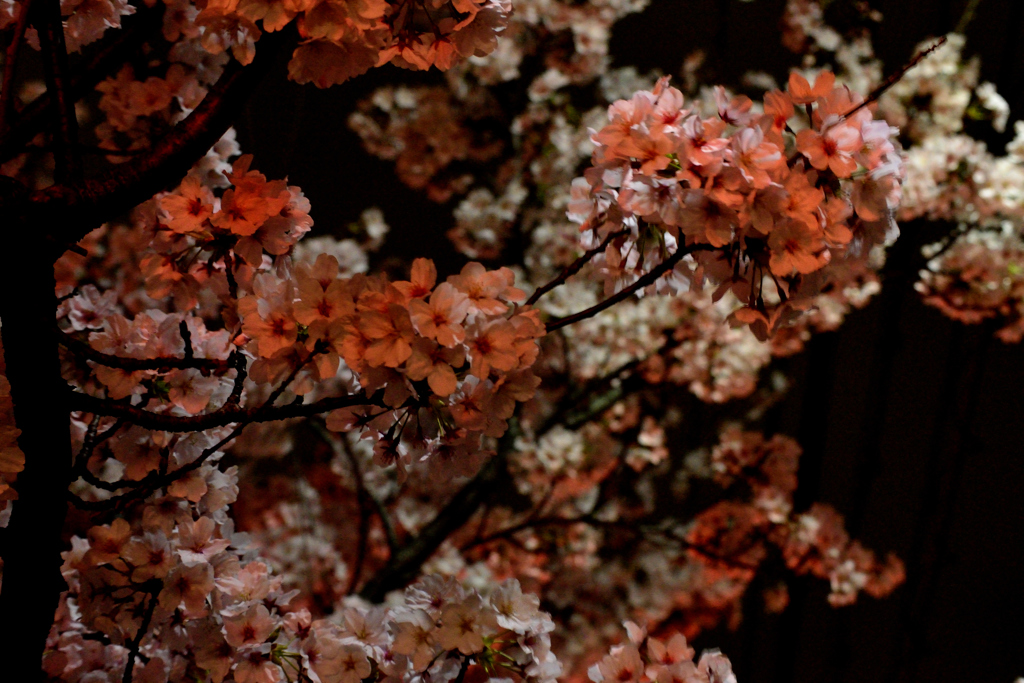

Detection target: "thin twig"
[179, 321, 195, 361]
[73, 414, 104, 472]
[357, 426, 517, 602]
[122, 580, 162, 683]
[463, 515, 760, 571]
[337, 430, 398, 554]
[344, 441, 370, 594]
[842, 37, 948, 121]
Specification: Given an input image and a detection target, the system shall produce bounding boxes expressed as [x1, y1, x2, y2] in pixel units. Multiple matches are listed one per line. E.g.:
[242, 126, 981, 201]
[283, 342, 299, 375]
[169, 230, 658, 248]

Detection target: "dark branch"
[58, 326, 234, 373]
[842, 37, 948, 120]
[68, 389, 378, 432]
[545, 243, 720, 332]
[463, 515, 760, 571]
[71, 416, 246, 509]
[525, 229, 627, 307]
[358, 426, 517, 603]
[312, 421, 399, 556]
[0, 5, 163, 163]
[122, 580, 162, 683]
[29, 25, 295, 253]
[33, 0, 81, 182]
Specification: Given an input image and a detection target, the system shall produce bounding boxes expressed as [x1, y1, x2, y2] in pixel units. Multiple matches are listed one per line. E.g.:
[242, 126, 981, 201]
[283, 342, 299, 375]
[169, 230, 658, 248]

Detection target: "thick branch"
[357, 426, 517, 603]
[0, 6, 163, 163]
[28, 26, 294, 253]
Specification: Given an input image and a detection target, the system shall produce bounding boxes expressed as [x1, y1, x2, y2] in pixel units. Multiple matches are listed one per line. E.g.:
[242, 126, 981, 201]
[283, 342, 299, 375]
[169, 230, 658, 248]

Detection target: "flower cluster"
[454, 414, 904, 678]
[106, 153, 313, 312]
[568, 72, 904, 338]
[695, 429, 905, 608]
[18, 0, 514, 84]
[56, 497, 561, 683]
[348, 85, 505, 202]
[18, 0, 137, 53]
[588, 622, 736, 683]
[916, 224, 1024, 342]
[782, 503, 906, 607]
[454, 0, 650, 92]
[236, 256, 545, 472]
[225, 0, 515, 87]
[9, 1, 980, 679]
[94, 62, 225, 161]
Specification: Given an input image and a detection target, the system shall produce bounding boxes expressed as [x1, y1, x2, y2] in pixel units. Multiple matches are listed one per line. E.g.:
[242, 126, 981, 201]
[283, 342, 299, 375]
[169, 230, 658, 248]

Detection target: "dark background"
[235, 1, 1024, 681]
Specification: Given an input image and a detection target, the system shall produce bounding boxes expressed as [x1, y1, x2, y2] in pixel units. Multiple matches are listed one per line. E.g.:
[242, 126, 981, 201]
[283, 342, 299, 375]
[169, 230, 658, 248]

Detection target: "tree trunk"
[0, 227, 73, 681]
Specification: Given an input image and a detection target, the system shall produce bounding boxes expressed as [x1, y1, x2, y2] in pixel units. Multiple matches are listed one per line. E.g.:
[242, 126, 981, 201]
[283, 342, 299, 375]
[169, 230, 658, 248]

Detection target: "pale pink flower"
[317, 641, 372, 683]
[159, 176, 215, 233]
[405, 338, 465, 397]
[223, 604, 276, 648]
[787, 70, 835, 105]
[466, 320, 519, 379]
[390, 610, 438, 671]
[408, 283, 470, 347]
[768, 218, 828, 276]
[435, 595, 496, 654]
[159, 563, 214, 616]
[590, 644, 644, 683]
[797, 124, 862, 177]
[177, 516, 231, 565]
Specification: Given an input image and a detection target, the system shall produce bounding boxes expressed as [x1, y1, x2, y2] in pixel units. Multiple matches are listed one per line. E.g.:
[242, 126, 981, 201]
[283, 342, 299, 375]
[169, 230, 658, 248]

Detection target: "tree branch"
[32, 0, 82, 182]
[525, 229, 627, 307]
[0, 5, 163, 163]
[312, 421, 400, 556]
[357, 425, 518, 603]
[463, 515, 761, 571]
[842, 37, 948, 121]
[544, 243, 720, 332]
[29, 25, 295, 254]
[122, 580, 162, 683]
[68, 388, 378, 432]
[71, 348, 352, 506]
[70, 414, 246, 510]
[58, 326, 235, 373]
